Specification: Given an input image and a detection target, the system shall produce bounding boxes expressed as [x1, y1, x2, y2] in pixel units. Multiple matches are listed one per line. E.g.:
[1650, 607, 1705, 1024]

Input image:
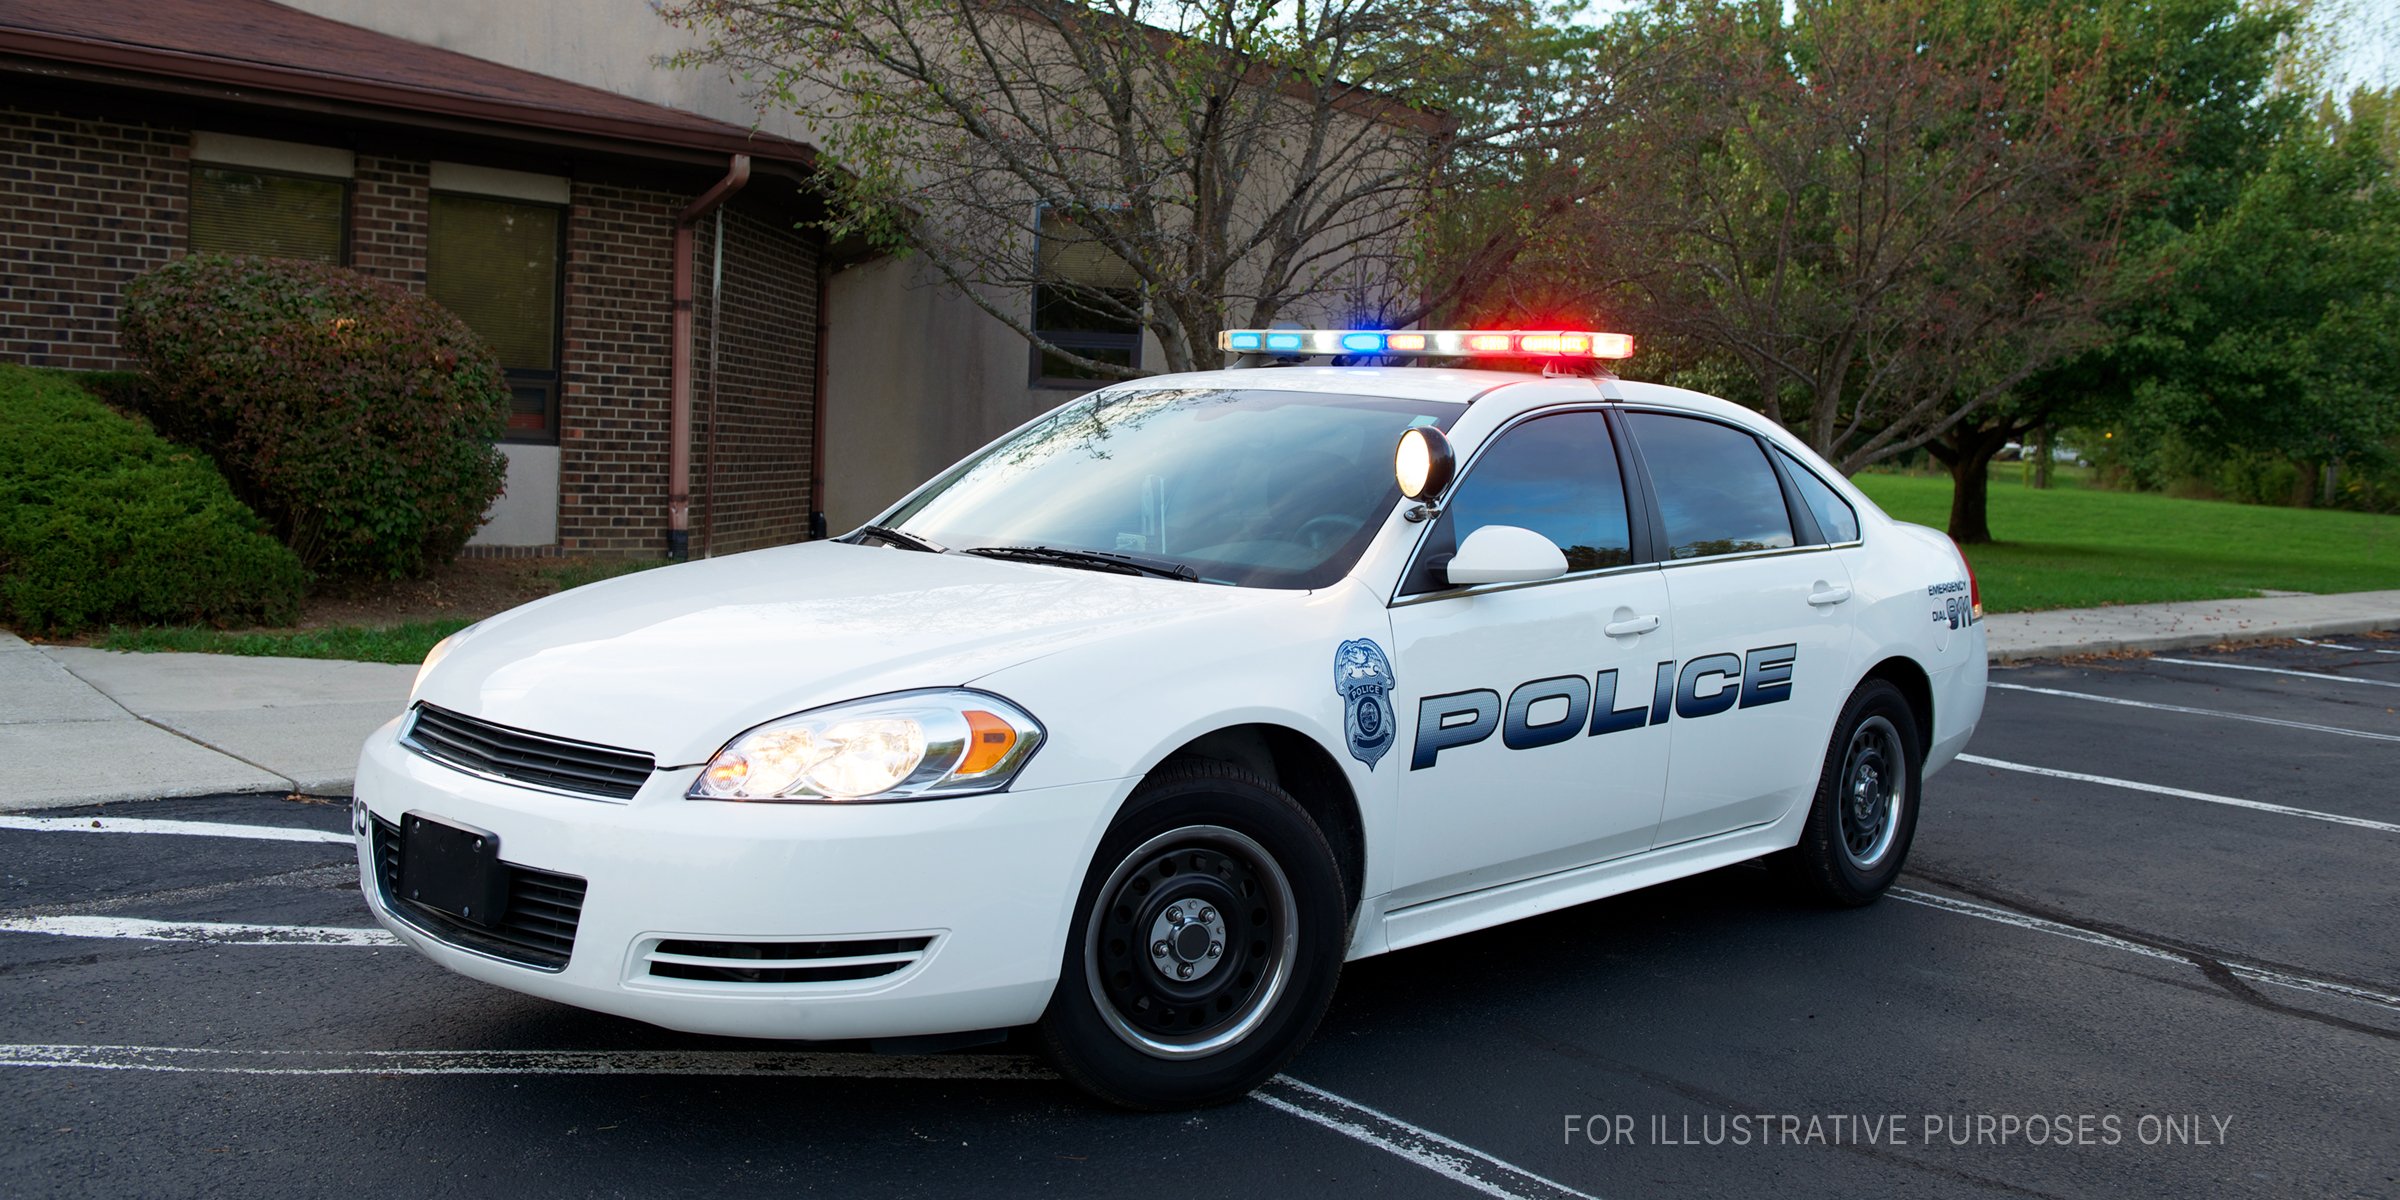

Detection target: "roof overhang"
[0, 22, 817, 176]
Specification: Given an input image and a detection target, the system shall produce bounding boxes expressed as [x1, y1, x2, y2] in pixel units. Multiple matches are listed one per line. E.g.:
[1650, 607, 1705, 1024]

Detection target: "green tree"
[1936, 0, 2310, 541]
[1503, 0, 2170, 484]
[663, 0, 1606, 377]
[2113, 88, 2400, 503]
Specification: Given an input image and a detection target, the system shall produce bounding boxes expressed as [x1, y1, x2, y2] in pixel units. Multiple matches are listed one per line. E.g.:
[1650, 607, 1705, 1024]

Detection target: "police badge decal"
[1335, 639, 1397, 770]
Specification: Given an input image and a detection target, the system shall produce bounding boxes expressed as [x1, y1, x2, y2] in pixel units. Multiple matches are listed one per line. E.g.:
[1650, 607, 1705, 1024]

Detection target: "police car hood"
[413, 540, 1275, 766]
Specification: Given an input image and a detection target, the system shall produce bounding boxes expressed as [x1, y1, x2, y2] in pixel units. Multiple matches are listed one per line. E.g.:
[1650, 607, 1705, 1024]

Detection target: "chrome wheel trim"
[1839, 714, 1905, 870]
[1083, 824, 1299, 1061]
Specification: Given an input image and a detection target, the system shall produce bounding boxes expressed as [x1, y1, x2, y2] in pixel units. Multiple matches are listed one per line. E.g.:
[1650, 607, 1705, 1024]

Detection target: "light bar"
[1217, 329, 1634, 360]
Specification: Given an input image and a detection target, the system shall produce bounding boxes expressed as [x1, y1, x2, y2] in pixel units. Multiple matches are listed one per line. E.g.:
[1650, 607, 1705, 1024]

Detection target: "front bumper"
[353, 718, 1129, 1041]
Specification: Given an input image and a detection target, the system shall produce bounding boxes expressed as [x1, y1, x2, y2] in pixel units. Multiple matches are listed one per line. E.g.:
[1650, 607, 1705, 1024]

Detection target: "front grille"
[403, 703, 655, 800]
[371, 815, 588, 971]
[644, 936, 934, 985]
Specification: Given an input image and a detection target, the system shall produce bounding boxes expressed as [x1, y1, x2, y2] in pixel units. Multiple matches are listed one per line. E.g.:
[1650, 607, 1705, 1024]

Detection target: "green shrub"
[118, 255, 509, 579]
[70, 370, 157, 415]
[0, 365, 307, 635]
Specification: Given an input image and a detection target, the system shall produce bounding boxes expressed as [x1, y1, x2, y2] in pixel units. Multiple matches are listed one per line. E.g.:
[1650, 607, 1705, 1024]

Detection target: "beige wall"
[277, 0, 1086, 530]
[823, 259, 1180, 526]
[274, 1, 1392, 532]
[472, 444, 561, 547]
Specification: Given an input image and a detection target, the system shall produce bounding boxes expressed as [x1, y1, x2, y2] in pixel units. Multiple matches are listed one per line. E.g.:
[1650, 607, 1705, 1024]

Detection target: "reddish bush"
[119, 255, 509, 579]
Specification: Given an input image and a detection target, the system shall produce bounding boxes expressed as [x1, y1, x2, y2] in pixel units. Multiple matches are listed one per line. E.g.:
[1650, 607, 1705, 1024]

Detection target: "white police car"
[356, 329, 1985, 1109]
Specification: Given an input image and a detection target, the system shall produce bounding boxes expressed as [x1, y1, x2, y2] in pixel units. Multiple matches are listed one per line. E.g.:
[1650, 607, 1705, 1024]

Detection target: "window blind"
[427, 193, 562, 372]
[189, 168, 344, 263]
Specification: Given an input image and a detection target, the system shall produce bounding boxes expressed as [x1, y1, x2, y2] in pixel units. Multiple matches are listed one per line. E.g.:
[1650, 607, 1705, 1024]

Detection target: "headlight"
[687, 690, 1045, 803]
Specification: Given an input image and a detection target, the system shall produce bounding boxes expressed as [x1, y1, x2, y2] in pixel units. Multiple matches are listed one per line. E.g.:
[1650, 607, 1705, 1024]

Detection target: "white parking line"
[1890, 889, 2400, 1012]
[0, 1040, 1588, 1198]
[1257, 1076, 1600, 1200]
[2150, 657, 2400, 689]
[0, 916, 397, 946]
[0, 1043, 1051, 1079]
[1986, 682, 2400, 744]
[0, 814, 352, 845]
[2296, 638, 2400, 655]
[1957, 754, 2400, 834]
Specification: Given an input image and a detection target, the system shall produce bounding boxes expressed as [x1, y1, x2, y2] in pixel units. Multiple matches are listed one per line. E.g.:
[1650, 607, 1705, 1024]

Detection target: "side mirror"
[1394, 426, 1455, 501]
[1446, 525, 1569, 586]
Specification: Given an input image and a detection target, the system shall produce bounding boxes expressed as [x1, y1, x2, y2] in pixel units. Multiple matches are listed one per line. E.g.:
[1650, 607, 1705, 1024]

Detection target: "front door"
[1387, 409, 1674, 906]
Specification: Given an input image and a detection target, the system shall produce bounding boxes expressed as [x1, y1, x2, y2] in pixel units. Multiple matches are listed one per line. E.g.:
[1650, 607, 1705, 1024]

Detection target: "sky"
[2333, 0, 2399, 92]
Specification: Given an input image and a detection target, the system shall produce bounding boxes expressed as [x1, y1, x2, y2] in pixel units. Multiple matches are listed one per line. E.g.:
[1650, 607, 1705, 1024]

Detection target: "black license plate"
[399, 813, 509, 927]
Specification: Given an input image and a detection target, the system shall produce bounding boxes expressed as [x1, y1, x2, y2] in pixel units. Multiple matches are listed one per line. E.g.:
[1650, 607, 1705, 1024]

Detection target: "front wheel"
[1037, 762, 1346, 1109]
[1773, 678, 1923, 907]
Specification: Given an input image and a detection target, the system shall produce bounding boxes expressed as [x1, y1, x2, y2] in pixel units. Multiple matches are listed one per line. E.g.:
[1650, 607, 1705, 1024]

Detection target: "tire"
[1772, 678, 1923, 907]
[1036, 761, 1346, 1110]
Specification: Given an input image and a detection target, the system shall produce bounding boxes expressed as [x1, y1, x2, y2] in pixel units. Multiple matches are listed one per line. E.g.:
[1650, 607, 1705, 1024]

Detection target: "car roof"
[1129, 365, 1532, 404]
[1123, 366, 1760, 425]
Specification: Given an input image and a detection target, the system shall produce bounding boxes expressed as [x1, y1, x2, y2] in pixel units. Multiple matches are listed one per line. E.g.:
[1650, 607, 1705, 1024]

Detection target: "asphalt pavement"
[3, 636, 2397, 1198]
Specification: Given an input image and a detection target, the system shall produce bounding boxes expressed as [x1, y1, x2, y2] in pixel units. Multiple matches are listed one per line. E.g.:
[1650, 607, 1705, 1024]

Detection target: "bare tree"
[1513, 0, 2168, 485]
[663, 0, 1600, 377]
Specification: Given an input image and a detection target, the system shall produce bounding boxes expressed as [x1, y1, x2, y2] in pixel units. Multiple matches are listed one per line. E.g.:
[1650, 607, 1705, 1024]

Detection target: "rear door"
[1620, 411, 1859, 847]
[1385, 408, 1673, 905]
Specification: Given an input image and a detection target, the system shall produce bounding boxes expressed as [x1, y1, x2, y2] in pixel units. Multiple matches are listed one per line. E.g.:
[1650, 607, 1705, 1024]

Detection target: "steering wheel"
[1296, 514, 1366, 552]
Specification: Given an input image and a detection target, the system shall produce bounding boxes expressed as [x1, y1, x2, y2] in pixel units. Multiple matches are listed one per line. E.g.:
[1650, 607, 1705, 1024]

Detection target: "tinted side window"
[1626, 413, 1795, 560]
[1780, 451, 1860, 543]
[1404, 411, 1630, 594]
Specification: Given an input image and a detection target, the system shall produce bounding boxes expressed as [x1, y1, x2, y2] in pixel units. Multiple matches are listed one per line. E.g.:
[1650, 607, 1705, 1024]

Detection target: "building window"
[428, 193, 566, 442]
[188, 166, 346, 263]
[1031, 206, 1141, 387]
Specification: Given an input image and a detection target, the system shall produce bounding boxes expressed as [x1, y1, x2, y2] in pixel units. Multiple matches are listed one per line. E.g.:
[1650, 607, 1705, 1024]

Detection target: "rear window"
[1625, 412, 1796, 560]
[1780, 451, 1860, 543]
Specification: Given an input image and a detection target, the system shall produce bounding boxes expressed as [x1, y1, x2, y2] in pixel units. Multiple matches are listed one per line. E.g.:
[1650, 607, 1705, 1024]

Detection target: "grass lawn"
[75, 557, 672, 664]
[1854, 472, 2400, 613]
[93, 619, 476, 665]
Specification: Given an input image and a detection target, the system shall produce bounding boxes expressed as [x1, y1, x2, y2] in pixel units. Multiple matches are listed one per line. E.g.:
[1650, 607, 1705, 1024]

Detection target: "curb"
[1987, 612, 2400, 664]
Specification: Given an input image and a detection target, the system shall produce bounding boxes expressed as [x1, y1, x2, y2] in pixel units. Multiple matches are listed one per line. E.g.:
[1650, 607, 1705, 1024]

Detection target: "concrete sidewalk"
[1, 632, 412, 809]
[2, 587, 2396, 811]
[1982, 588, 2400, 661]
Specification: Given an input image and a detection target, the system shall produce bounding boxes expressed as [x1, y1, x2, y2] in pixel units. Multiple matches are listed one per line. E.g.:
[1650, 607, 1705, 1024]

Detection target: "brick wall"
[558, 189, 822, 557]
[692, 205, 819, 555]
[557, 181, 678, 555]
[350, 155, 427, 291]
[2, 103, 824, 558]
[0, 106, 187, 370]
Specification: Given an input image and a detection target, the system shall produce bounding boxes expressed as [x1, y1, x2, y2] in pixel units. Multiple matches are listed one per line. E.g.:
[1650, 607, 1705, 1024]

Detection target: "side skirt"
[1358, 812, 1808, 958]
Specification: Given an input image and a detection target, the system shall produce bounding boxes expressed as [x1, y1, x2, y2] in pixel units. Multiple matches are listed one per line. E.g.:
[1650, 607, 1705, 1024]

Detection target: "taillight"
[1962, 550, 1983, 620]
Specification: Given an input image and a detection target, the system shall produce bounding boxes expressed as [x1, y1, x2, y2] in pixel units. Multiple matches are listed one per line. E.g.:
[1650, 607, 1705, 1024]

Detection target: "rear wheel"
[1773, 679, 1923, 906]
[1037, 762, 1345, 1109]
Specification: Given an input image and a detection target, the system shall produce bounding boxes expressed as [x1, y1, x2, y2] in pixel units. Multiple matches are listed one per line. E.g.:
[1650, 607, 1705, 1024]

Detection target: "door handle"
[1605, 614, 1662, 637]
[1808, 584, 1853, 607]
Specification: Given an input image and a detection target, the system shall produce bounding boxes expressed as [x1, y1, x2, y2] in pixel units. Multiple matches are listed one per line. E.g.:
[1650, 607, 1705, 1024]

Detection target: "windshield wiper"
[963, 544, 1200, 582]
[849, 524, 946, 553]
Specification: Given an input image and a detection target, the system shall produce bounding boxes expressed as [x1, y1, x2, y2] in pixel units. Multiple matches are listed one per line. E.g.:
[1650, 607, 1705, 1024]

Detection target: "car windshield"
[881, 386, 1460, 588]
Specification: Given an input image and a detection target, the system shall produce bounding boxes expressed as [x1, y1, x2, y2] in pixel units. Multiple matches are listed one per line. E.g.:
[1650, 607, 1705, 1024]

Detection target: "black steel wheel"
[1038, 761, 1344, 1109]
[1772, 678, 1924, 907]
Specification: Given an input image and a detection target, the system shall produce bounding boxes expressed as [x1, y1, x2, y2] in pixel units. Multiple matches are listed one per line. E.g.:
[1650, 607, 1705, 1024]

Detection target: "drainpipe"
[669, 154, 750, 560]
[809, 253, 831, 539]
[702, 210, 724, 559]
